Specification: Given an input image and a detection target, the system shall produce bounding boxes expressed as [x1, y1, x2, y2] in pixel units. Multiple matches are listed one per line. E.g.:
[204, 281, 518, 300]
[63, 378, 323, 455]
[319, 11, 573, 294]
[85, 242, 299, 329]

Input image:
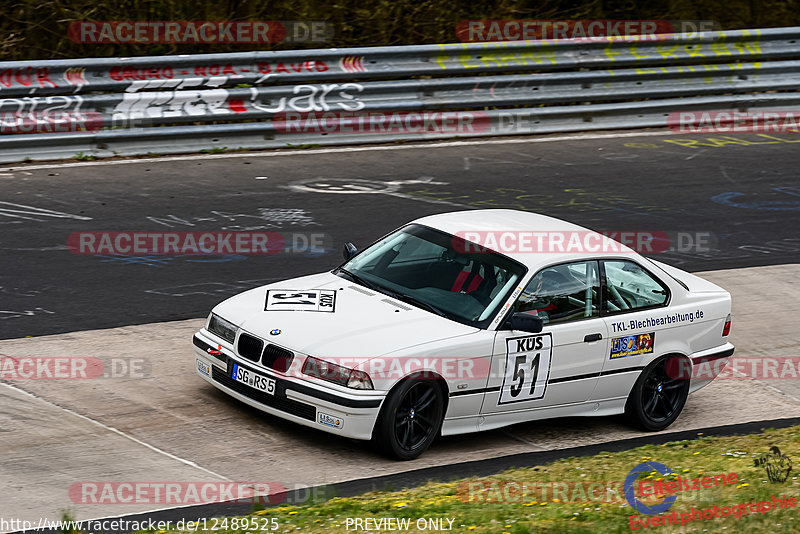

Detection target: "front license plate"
[231, 362, 275, 395]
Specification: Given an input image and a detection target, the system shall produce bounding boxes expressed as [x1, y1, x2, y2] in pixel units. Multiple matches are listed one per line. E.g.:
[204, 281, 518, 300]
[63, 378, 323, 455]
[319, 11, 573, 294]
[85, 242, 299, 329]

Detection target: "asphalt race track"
[2, 129, 800, 527]
[1, 130, 800, 339]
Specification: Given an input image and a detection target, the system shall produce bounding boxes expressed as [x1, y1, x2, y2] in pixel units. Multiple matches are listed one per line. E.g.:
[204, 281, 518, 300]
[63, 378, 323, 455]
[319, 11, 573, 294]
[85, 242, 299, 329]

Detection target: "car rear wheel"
[625, 355, 690, 431]
[374, 377, 444, 460]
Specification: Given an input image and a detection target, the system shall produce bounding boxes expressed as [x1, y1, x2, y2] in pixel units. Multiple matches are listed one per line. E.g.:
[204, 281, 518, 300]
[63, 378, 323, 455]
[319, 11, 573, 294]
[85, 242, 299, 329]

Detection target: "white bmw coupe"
[194, 210, 733, 459]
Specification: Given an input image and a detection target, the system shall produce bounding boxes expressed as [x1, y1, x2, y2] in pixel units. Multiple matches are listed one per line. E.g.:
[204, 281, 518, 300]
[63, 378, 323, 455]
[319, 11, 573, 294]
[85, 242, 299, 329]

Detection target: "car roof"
[413, 209, 640, 269]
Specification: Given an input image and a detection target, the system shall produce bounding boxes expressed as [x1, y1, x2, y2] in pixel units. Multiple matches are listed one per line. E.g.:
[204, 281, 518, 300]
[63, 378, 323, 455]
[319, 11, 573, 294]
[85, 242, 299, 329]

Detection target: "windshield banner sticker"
[610, 332, 654, 359]
[265, 289, 336, 312]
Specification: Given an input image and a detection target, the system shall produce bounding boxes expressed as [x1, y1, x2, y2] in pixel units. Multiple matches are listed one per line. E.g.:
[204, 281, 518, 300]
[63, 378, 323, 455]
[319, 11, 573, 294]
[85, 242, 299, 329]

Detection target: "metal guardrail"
[1, 27, 799, 162]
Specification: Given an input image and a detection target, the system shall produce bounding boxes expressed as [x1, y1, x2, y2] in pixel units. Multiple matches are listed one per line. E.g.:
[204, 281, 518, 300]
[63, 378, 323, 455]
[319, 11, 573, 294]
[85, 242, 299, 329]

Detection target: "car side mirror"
[343, 242, 358, 261]
[505, 312, 544, 333]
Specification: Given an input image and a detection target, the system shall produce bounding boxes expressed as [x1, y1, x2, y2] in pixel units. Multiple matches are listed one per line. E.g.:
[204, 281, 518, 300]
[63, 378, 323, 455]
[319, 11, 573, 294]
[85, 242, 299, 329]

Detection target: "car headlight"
[302, 356, 374, 390]
[207, 313, 237, 343]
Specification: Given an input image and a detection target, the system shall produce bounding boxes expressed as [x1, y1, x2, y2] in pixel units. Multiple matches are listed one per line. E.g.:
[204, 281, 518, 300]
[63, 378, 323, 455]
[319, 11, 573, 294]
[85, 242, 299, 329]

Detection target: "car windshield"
[336, 224, 527, 328]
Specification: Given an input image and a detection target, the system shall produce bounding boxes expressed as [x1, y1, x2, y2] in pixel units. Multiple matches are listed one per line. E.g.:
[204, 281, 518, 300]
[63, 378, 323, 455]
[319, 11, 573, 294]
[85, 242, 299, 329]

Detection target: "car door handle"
[584, 333, 602, 342]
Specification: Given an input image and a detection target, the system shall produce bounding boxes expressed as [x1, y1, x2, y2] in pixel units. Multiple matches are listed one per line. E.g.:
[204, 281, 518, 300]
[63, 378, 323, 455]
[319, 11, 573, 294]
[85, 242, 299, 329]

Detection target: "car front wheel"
[625, 355, 690, 431]
[374, 377, 444, 460]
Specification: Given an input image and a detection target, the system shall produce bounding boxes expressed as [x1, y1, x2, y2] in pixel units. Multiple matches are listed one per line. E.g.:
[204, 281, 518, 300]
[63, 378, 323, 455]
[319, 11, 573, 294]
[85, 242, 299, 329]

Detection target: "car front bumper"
[193, 331, 385, 441]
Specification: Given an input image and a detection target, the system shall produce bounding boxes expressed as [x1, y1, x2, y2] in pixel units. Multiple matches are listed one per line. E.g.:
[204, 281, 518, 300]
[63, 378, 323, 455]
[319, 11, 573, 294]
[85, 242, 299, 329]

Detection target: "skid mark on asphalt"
[0, 245, 70, 251]
[0, 381, 230, 482]
[0, 201, 92, 222]
[684, 148, 707, 160]
[0, 307, 54, 320]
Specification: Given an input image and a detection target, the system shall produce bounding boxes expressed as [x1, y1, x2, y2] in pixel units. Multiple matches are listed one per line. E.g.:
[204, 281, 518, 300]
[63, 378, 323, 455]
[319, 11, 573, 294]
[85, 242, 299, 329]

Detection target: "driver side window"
[513, 261, 600, 325]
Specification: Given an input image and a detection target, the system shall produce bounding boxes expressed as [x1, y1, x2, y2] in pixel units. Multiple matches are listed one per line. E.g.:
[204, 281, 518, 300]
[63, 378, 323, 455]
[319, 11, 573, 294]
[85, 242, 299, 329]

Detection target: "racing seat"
[451, 259, 484, 293]
[450, 260, 496, 306]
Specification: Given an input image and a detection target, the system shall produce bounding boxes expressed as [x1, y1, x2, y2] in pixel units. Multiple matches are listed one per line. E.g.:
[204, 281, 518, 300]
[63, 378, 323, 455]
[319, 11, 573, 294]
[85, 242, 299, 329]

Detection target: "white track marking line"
[0, 130, 675, 172]
[756, 381, 800, 404]
[0, 381, 231, 481]
[723, 364, 800, 404]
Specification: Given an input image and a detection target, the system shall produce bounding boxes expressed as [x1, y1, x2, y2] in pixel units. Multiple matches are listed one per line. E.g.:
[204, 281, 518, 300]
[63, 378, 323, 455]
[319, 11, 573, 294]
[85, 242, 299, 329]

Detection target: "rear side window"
[603, 260, 669, 313]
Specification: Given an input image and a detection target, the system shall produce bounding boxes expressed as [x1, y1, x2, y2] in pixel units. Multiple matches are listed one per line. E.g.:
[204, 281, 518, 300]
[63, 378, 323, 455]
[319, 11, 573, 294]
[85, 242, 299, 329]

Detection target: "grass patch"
[138, 426, 799, 533]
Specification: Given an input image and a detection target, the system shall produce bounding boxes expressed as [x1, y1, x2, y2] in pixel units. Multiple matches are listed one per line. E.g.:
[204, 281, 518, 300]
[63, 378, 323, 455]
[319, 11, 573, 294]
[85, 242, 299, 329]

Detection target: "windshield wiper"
[385, 291, 450, 319]
[334, 268, 384, 292]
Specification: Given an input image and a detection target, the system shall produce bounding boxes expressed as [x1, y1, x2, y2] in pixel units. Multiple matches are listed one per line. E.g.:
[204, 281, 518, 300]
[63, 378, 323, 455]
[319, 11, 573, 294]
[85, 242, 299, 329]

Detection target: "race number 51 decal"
[499, 334, 553, 404]
[265, 289, 336, 312]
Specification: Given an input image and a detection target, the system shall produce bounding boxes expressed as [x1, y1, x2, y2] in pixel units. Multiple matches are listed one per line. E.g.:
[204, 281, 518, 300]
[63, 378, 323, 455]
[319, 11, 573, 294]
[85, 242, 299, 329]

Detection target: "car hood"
[212, 271, 479, 360]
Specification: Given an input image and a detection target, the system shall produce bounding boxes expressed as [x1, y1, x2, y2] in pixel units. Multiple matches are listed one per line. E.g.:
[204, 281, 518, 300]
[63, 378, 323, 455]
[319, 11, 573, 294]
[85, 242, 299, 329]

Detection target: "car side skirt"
[441, 397, 628, 436]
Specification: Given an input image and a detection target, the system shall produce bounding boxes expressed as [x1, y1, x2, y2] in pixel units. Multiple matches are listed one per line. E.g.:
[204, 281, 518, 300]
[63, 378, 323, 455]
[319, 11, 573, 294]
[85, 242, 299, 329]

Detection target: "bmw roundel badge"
[270, 329, 281, 336]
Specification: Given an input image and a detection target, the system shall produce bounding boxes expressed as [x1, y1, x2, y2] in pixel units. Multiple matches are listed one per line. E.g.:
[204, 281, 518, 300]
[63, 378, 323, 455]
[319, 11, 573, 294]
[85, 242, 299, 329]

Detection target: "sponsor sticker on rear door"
[610, 333, 654, 359]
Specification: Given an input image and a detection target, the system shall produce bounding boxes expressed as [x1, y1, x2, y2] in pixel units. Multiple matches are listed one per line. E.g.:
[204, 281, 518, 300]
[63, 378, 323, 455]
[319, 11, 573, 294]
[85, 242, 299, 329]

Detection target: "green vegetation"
[3, 0, 798, 61]
[133, 425, 799, 533]
[284, 143, 322, 149]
